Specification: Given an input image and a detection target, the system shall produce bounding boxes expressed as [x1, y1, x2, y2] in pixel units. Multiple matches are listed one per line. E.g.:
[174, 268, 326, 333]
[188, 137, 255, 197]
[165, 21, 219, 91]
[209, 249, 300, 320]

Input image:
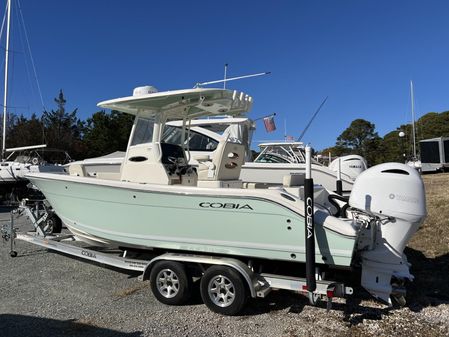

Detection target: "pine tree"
[42, 90, 85, 158]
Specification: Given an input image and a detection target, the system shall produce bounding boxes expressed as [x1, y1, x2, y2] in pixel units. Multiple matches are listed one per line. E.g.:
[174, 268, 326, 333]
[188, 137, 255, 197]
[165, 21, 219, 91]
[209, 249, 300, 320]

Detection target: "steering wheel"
[166, 156, 179, 175]
[167, 156, 192, 176]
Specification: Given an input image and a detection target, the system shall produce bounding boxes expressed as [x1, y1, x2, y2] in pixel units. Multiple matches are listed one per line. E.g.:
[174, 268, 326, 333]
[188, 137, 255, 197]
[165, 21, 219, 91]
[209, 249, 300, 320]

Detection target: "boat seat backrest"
[197, 140, 245, 181]
[283, 173, 305, 187]
[15, 155, 30, 163]
[68, 163, 87, 177]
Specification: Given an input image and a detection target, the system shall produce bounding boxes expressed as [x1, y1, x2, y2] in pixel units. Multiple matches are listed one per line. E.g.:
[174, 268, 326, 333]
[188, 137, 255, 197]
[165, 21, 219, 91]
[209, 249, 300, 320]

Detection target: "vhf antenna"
[194, 70, 271, 88]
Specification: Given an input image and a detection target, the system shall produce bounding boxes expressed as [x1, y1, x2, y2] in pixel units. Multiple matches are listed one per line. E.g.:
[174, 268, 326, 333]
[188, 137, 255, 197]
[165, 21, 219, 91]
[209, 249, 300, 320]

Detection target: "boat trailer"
[1, 202, 353, 315]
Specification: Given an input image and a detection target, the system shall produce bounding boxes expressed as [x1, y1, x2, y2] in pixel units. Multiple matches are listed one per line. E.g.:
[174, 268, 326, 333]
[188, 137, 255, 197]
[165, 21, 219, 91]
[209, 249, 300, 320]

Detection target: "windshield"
[254, 153, 290, 163]
[162, 126, 218, 151]
[131, 117, 155, 146]
[130, 119, 219, 151]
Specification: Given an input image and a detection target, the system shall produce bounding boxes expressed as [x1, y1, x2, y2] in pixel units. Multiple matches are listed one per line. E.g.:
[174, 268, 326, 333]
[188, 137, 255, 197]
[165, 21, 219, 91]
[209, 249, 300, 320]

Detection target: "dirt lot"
[0, 173, 448, 337]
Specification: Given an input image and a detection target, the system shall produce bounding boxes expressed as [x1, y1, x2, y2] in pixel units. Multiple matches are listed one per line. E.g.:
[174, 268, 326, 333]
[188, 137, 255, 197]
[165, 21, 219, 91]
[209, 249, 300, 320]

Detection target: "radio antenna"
[194, 71, 271, 88]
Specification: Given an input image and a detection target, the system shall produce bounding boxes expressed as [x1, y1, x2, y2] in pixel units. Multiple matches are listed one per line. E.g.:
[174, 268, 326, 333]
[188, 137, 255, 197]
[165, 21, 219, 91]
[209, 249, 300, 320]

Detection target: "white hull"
[1, 162, 65, 179]
[240, 162, 354, 192]
[68, 158, 355, 193]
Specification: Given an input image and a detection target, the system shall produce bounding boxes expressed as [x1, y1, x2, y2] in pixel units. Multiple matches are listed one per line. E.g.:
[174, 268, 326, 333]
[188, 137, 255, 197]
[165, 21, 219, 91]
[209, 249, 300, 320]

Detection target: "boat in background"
[0, 0, 68, 202]
[240, 142, 367, 193]
[0, 144, 70, 199]
[27, 85, 426, 308]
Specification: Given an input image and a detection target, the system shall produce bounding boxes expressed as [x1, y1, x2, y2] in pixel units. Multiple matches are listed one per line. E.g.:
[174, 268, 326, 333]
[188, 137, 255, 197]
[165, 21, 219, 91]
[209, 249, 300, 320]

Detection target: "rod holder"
[304, 146, 316, 292]
[336, 158, 342, 195]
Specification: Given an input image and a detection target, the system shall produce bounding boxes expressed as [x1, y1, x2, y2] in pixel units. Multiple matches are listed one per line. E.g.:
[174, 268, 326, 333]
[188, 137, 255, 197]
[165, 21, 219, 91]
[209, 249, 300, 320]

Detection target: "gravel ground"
[1, 209, 448, 337]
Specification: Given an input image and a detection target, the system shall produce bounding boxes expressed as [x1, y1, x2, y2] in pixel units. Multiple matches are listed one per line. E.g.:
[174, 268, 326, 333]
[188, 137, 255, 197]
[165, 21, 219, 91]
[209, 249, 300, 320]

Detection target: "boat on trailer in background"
[240, 142, 367, 193]
[0, 144, 69, 202]
[16, 84, 427, 315]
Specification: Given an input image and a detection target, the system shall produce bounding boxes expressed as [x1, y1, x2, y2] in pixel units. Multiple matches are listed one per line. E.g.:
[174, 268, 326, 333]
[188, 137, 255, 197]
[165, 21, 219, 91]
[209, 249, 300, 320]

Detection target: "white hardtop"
[259, 141, 304, 148]
[254, 141, 312, 165]
[98, 88, 252, 120]
[168, 117, 252, 133]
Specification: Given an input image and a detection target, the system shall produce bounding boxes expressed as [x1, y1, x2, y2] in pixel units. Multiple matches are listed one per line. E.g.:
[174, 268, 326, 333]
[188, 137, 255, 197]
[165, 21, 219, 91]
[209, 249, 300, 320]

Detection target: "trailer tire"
[43, 213, 62, 234]
[391, 294, 406, 307]
[200, 265, 247, 316]
[150, 261, 191, 305]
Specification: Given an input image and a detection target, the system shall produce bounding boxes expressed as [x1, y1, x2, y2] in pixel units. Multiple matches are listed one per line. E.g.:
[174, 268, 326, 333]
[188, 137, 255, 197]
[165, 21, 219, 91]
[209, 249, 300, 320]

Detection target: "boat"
[0, 0, 67, 201]
[26, 85, 426, 307]
[0, 144, 70, 199]
[240, 142, 367, 192]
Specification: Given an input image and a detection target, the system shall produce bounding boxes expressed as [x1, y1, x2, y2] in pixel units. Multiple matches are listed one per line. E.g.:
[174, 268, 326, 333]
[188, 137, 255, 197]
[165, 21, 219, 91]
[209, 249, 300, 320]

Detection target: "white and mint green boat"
[26, 85, 426, 305]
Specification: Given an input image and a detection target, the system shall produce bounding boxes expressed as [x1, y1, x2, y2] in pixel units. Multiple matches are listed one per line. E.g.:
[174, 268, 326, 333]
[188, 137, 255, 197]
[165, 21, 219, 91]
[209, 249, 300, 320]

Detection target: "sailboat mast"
[410, 80, 417, 159]
[2, 0, 11, 159]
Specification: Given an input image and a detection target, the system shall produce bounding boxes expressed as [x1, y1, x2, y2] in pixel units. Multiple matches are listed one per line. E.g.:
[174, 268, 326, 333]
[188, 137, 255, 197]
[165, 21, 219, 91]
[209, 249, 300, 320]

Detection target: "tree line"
[5, 90, 133, 160]
[321, 111, 449, 165]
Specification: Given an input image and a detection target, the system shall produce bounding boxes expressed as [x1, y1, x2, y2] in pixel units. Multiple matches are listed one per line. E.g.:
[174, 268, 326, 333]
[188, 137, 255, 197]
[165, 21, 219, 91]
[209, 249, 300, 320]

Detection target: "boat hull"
[28, 174, 357, 267]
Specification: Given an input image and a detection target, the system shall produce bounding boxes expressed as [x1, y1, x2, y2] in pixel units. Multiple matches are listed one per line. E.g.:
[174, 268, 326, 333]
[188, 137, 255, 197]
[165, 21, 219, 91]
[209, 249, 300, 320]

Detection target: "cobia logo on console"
[199, 202, 253, 210]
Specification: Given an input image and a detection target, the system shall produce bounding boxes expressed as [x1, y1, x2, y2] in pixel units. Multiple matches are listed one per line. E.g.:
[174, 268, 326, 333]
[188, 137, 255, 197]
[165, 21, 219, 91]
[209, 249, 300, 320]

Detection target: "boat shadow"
[237, 287, 388, 320]
[403, 247, 449, 310]
[339, 247, 449, 325]
[0, 314, 142, 337]
[238, 247, 449, 321]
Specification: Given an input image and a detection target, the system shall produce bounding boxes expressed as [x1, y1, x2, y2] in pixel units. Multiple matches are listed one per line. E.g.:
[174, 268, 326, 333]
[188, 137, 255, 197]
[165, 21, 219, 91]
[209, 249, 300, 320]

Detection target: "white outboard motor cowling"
[329, 155, 367, 181]
[348, 162, 427, 304]
[349, 162, 426, 229]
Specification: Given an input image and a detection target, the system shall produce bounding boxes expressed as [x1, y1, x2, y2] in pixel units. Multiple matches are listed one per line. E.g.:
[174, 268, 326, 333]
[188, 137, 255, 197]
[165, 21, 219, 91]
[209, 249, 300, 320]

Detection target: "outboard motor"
[348, 163, 426, 304]
[329, 155, 367, 181]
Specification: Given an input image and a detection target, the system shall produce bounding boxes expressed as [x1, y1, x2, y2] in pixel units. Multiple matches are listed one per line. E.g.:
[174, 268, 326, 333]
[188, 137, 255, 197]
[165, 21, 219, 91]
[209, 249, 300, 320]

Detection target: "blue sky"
[2, 0, 449, 150]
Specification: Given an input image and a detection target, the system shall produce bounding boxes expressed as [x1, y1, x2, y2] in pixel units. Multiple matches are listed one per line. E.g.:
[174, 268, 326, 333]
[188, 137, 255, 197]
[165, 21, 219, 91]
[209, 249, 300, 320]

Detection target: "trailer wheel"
[42, 213, 62, 234]
[391, 294, 406, 308]
[200, 265, 247, 316]
[150, 261, 191, 305]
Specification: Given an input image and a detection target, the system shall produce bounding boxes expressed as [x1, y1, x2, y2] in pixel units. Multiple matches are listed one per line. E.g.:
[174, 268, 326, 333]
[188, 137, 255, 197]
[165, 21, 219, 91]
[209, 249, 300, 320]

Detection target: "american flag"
[286, 135, 295, 141]
[263, 116, 276, 132]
